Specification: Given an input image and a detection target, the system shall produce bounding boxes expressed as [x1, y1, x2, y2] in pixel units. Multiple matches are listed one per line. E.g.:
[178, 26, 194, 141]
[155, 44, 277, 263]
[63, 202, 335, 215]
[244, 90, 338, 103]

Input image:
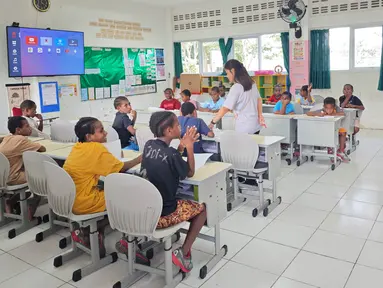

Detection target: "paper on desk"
[183, 153, 213, 171]
[315, 116, 335, 118]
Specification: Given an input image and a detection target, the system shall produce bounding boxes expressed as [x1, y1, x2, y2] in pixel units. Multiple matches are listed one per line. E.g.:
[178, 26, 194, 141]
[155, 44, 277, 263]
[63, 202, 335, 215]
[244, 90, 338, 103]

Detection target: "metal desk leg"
[297, 145, 308, 167]
[263, 179, 282, 217]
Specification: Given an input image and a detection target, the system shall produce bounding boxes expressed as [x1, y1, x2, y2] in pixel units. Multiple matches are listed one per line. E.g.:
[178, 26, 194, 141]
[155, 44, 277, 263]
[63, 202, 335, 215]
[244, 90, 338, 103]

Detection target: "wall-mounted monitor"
[7, 26, 85, 77]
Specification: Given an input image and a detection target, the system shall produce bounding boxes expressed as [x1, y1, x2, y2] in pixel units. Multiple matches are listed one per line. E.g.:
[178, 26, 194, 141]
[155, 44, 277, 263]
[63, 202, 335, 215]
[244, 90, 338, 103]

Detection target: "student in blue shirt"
[274, 91, 295, 115]
[178, 102, 214, 153]
[199, 87, 225, 112]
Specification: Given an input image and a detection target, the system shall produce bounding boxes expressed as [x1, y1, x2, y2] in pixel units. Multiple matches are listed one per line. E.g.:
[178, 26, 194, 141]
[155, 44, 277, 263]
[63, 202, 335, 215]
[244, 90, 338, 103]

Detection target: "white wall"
[0, 0, 174, 132]
[171, 0, 383, 129]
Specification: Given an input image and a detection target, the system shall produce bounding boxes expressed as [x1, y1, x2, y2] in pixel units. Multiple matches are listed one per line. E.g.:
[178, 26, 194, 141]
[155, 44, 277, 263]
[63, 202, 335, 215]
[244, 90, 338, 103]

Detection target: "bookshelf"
[201, 74, 288, 102]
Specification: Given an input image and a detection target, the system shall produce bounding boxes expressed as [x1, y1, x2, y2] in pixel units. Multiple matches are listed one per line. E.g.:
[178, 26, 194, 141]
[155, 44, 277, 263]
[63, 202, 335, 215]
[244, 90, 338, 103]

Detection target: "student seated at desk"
[178, 102, 214, 153]
[181, 89, 198, 109]
[20, 100, 49, 139]
[140, 111, 207, 272]
[306, 97, 350, 161]
[273, 91, 295, 115]
[219, 85, 226, 99]
[160, 88, 181, 110]
[339, 84, 365, 135]
[112, 96, 138, 150]
[267, 84, 282, 104]
[0, 116, 46, 217]
[63, 117, 143, 258]
[296, 84, 314, 106]
[199, 87, 225, 113]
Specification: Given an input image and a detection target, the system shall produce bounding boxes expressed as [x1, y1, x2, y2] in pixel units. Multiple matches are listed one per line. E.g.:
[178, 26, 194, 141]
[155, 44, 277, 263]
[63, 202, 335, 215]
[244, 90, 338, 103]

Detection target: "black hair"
[20, 100, 36, 111]
[181, 89, 191, 98]
[8, 116, 28, 134]
[344, 84, 354, 91]
[224, 59, 254, 91]
[301, 85, 309, 92]
[181, 102, 196, 116]
[114, 96, 129, 109]
[211, 86, 220, 94]
[75, 117, 100, 143]
[282, 91, 292, 100]
[274, 84, 282, 91]
[149, 111, 177, 138]
[324, 97, 336, 106]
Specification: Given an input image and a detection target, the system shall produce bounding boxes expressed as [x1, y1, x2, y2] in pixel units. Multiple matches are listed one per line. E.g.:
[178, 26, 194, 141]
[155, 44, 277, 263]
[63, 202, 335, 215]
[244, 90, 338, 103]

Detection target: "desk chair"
[105, 173, 186, 288]
[51, 120, 77, 143]
[106, 126, 120, 142]
[136, 127, 154, 152]
[220, 131, 273, 217]
[0, 152, 42, 239]
[23, 152, 71, 246]
[312, 95, 325, 103]
[309, 103, 324, 112]
[12, 107, 23, 116]
[294, 103, 304, 115]
[103, 140, 123, 159]
[43, 162, 117, 282]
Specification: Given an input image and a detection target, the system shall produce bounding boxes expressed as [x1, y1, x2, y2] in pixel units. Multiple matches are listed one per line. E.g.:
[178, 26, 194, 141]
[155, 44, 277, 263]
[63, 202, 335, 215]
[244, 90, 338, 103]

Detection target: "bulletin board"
[80, 46, 158, 101]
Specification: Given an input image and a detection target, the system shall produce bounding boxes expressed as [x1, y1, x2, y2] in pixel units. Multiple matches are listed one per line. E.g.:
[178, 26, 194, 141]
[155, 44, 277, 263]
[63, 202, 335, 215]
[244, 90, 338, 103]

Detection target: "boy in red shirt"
[160, 88, 181, 110]
[267, 84, 282, 104]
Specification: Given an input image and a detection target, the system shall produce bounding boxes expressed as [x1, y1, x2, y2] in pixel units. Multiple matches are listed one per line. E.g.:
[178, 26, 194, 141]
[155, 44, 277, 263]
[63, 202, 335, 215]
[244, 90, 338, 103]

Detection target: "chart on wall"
[125, 48, 157, 95]
[80, 47, 157, 101]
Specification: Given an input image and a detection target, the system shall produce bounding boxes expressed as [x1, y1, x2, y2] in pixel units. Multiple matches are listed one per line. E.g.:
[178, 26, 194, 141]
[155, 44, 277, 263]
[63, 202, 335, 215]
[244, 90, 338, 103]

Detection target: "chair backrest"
[12, 107, 23, 116]
[106, 126, 120, 143]
[294, 103, 304, 115]
[104, 173, 162, 237]
[23, 151, 57, 197]
[50, 120, 77, 143]
[220, 130, 259, 171]
[170, 139, 180, 149]
[136, 127, 154, 152]
[0, 152, 10, 189]
[43, 161, 76, 218]
[103, 140, 122, 159]
[312, 95, 325, 103]
[310, 103, 324, 112]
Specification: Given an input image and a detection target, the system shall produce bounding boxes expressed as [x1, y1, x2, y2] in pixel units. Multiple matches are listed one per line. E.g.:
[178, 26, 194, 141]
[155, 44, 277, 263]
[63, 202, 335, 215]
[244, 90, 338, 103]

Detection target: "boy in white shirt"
[20, 100, 49, 139]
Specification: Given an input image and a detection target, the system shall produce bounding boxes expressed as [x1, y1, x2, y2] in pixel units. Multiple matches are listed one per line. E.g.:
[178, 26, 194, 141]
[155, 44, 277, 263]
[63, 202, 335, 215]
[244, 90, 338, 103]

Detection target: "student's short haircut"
[301, 85, 309, 92]
[344, 84, 354, 91]
[114, 96, 129, 109]
[324, 97, 336, 106]
[149, 111, 177, 138]
[20, 100, 36, 111]
[75, 117, 100, 143]
[211, 86, 220, 94]
[8, 116, 27, 134]
[181, 102, 196, 116]
[181, 89, 191, 97]
[282, 91, 292, 100]
[164, 88, 174, 95]
[274, 84, 282, 90]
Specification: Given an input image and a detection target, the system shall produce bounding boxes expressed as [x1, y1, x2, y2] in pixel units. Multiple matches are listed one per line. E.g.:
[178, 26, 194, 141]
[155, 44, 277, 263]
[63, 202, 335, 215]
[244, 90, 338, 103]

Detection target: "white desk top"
[37, 140, 74, 152]
[263, 113, 296, 119]
[42, 146, 73, 160]
[202, 134, 285, 147]
[294, 115, 344, 122]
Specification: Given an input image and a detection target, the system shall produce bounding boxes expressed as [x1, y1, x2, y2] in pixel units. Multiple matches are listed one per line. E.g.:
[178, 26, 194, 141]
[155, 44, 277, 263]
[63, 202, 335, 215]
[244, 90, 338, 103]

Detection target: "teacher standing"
[209, 59, 265, 134]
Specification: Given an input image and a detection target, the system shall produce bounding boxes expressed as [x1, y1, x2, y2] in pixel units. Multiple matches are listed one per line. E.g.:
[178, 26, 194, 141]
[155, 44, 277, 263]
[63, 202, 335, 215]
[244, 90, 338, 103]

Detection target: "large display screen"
[7, 27, 85, 77]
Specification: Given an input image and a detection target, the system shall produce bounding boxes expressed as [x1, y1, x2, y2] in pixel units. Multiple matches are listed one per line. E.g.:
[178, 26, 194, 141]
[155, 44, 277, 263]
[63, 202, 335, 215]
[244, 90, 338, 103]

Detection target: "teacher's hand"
[259, 115, 266, 128]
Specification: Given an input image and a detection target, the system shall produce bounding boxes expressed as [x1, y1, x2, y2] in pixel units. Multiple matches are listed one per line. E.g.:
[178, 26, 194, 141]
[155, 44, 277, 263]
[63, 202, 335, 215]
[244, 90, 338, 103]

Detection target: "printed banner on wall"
[5, 83, 31, 115]
[290, 40, 309, 97]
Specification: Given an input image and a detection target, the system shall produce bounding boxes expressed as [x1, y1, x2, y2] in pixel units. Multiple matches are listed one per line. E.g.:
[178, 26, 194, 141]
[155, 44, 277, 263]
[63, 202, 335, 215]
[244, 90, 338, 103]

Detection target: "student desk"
[37, 140, 74, 153]
[342, 108, 358, 154]
[260, 113, 297, 165]
[262, 104, 311, 114]
[295, 115, 344, 170]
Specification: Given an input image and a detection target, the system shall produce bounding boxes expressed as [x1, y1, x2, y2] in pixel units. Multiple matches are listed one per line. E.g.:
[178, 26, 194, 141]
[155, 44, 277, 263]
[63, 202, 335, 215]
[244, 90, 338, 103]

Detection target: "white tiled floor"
[2, 130, 383, 287]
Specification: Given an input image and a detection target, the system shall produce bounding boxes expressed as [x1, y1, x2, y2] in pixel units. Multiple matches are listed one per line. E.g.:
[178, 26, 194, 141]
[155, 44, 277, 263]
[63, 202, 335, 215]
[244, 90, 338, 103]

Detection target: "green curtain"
[173, 42, 183, 88]
[378, 26, 383, 91]
[219, 38, 233, 74]
[310, 29, 331, 89]
[280, 32, 291, 89]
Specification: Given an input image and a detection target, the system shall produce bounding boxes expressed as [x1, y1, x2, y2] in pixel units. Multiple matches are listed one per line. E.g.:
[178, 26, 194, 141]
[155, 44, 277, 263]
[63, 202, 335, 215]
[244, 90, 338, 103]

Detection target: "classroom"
[0, 0, 382, 287]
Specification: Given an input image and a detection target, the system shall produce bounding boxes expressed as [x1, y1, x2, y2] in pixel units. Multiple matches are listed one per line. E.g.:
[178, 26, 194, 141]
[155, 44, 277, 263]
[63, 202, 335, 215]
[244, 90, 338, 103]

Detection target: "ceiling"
[130, 0, 206, 7]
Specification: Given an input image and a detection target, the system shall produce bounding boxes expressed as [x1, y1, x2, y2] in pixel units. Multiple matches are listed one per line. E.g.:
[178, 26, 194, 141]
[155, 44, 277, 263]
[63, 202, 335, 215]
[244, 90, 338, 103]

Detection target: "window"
[202, 41, 223, 73]
[234, 38, 259, 71]
[354, 27, 382, 68]
[329, 27, 350, 70]
[260, 33, 285, 70]
[181, 41, 200, 73]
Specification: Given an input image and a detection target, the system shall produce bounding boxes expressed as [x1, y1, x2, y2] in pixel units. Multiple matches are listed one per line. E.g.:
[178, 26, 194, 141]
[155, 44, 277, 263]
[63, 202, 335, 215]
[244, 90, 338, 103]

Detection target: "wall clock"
[32, 0, 51, 12]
